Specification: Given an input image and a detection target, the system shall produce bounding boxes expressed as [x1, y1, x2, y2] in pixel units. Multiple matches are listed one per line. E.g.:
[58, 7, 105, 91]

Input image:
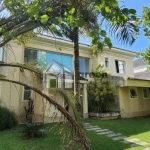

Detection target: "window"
[23, 87, 32, 101]
[0, 38, 4, 62]
[130, 87, 138, 99]
[79, 57, 89, 73]
[0, 47, 4, 62]
[115, 60, 125, 74]
[24, 49, 37, 63]
[143, 88, 150, 99]
[24, 48, 73, 71]
[105, 57, 109, 68]
[50, 79, 57, 88]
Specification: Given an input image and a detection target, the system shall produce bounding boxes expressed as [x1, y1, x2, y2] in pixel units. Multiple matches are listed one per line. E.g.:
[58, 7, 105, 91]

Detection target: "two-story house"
[1, 35, 150, 122]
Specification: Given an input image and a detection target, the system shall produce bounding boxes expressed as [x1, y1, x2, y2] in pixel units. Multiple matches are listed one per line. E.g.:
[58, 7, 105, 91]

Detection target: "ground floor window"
[129, 87, 138, 99]
[23, 86, 32, 101]
[143, 88, 150, 99]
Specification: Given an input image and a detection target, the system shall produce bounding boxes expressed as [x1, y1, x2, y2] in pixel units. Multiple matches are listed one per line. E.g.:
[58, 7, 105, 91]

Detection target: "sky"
[80, 0, 150, 53]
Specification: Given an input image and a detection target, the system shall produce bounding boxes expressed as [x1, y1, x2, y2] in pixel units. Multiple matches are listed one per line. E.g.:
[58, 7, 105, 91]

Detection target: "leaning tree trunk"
[0, 78, 90, 150]
[73, 27, 80, 102]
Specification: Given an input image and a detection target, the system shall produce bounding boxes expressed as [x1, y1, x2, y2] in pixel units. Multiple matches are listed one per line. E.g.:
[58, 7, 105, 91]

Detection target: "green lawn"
[85, 117, 150, 150]
[0, 118, 150, 150]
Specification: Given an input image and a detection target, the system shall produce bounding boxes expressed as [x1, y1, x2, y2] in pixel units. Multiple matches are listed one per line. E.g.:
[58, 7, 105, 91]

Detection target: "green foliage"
[1, 0, 139, 53]
[143, 6, 150, 38]
[87, 64, 116, 113]
[24, 98, 34, 123]
[137, 6, 150, 67]
[18, 122, 44, 139]
[0, 105, 17, 131]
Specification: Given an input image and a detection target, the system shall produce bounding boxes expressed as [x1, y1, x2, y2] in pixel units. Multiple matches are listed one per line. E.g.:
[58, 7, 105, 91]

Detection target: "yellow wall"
[98, 51, 135, 78]
[2, 37, 93, 123]
[119, 87, 150, 118]
[1, 36, 136, 122]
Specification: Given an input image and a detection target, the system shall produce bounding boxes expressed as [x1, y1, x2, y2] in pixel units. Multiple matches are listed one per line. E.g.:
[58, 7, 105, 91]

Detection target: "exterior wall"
[1, 37, 93, 123]
[1, 41, 45, 122]
[119, 87, 150, 118]
[0, 36, 136, 122]
[98, 49, 135, 78]
[1, 42, 24, 121]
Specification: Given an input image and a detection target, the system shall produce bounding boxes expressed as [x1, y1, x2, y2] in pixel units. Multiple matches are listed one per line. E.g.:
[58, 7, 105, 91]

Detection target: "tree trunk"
[0, 78, 90, 150]
[73, 27, 80, 101]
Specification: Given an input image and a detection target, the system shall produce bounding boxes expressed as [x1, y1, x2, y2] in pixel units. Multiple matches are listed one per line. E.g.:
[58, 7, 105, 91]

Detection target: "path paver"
[138, 142, 148, 146]
[144, 147, 150, 150]
[95, 129, 109, 132]
[130, 143, 140, 147]
[112, 136, 127, 141]
[84, 123, 150, 148]
[98, 131, 113, 135]
[107, 133, 122, 138]
[86, 128, 100, 131]
[126, 138, 140, 143]
[121, 140, 132, 144]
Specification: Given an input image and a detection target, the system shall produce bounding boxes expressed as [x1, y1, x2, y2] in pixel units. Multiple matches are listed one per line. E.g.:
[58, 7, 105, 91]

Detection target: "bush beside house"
[87, 64, 116, 115]
[0, 105, 17, 131]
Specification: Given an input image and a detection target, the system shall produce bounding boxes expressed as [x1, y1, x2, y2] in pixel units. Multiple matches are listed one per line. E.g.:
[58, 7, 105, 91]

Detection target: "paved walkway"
[84, 123, 150, 149]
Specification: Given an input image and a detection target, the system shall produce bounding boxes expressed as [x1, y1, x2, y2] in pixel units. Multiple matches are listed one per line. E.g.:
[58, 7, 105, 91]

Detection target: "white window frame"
[0, 46, 4, 62]
[142, 88, 150, 99]
[104, 57, 109, 68]
[22, 86, 32, 102]
[0, 82, 2, 98]
[115, 60, 126, 74]
[129, 87, 138, 99]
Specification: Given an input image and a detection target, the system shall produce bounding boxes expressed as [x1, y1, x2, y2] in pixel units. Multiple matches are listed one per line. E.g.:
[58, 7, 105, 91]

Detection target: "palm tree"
[57, 0, 139, 103]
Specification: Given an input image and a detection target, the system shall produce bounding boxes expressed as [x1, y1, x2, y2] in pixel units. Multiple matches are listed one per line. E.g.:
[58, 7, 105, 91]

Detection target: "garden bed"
[89, 112, 121, 120]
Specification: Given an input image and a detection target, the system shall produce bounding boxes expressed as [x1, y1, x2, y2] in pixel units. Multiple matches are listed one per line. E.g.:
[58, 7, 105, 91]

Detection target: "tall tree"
[138, 6, 150, 63]
[58, 0, 139, 101]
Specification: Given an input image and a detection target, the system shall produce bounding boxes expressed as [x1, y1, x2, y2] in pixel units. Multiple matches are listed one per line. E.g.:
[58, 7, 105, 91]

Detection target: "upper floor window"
[143, 88, 150, 99]
[105, 57, 109, 68]
[24, 49, 90, 74]
[24, 48, 73, 71]
[115, 60, 125, 74]
[79, 57, 89, 73]
[24, 49, 37, 63]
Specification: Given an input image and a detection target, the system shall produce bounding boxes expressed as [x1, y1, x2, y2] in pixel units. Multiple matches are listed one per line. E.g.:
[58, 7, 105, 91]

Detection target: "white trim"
[142, 87, 150, 99]
[129, 87, 138, 99]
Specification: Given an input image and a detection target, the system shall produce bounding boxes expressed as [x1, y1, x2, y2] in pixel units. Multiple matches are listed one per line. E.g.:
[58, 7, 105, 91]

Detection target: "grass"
[0, 117, 150, 150]
[85, 117, 150, 150]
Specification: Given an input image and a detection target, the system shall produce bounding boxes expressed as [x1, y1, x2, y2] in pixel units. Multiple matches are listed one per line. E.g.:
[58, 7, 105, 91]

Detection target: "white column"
[83, 83, 88, 118]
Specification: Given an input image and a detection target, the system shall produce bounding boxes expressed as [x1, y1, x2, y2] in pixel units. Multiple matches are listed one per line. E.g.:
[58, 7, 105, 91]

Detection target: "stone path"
[84, 123, 149, 149]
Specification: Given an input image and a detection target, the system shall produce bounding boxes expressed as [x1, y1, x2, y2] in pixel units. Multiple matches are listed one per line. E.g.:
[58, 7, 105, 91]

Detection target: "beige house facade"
[1, 35, 150, 122]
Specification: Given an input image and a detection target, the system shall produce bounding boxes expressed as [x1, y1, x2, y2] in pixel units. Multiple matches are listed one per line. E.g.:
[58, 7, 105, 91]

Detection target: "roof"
[133, 58, 148, 68]
[37, 34, 136, 55]
[134, 71, 150, 81]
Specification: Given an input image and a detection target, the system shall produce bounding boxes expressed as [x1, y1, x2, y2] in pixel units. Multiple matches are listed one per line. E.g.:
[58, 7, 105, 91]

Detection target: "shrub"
[18, 122, 44, 139]
[0, 106, 17, 131]
[87, 64, 116, 113]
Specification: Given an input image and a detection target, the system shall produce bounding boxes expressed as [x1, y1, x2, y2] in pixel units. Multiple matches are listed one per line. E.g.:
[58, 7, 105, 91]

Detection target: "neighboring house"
[133, 58, 150, 80]
[1, 35, 150, 122]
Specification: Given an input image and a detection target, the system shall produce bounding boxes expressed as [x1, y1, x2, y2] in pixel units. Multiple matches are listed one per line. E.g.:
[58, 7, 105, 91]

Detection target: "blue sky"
[113, 0, 150, 52]
[80, 0, 150, 53]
